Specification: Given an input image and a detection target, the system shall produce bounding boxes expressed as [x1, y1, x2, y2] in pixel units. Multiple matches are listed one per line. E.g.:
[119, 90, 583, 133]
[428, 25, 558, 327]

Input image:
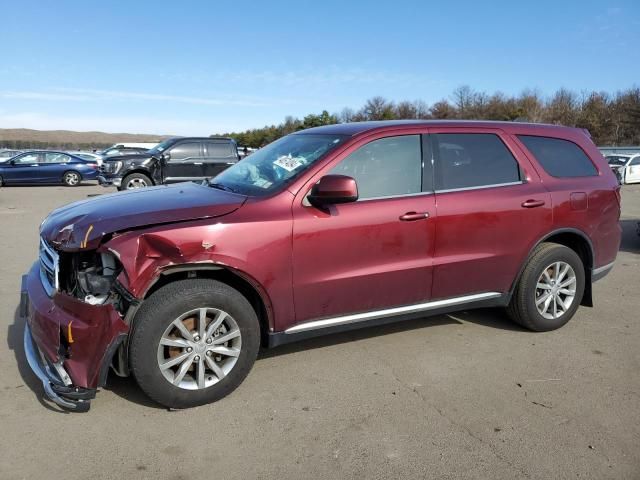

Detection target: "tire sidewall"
[123, 173, 151, 190]
[130, 280, 260, 408]
[523, 246, 585, 331]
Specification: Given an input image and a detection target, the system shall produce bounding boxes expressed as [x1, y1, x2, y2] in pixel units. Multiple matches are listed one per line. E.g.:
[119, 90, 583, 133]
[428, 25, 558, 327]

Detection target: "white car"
[68, 151, 103, 166]
[606, 153, 640, 184]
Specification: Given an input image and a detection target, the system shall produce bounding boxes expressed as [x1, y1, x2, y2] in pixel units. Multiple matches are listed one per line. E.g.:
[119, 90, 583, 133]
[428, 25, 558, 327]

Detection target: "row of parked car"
[2, 139, 637, 190]
[0, 138, 243, 188]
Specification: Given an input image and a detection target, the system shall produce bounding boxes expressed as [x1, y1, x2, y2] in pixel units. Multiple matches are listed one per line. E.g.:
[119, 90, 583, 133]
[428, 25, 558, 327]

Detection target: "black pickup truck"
[98, 137, 239, 190]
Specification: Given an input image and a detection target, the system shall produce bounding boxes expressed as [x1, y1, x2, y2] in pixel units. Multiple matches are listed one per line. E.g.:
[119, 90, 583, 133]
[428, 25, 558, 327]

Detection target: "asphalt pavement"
[1, 182, 638, 479]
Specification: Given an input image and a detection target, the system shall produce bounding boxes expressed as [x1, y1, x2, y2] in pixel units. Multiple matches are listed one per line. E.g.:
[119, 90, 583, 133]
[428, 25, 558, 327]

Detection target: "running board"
[268, 292, 505, 347]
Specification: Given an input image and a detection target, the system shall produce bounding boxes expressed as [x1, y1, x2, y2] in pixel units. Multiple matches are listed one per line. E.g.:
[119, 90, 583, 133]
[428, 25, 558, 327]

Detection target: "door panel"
[429, 129, 552, 298]
[43, 152, 72, 182]
[433, 183, 551, 298]
[626, 157, 640, 183]
[292, 195, 436, 323]
[4, 153, 43, 183]
[164, 142, 204, 181]
[291, 133, 435, 325]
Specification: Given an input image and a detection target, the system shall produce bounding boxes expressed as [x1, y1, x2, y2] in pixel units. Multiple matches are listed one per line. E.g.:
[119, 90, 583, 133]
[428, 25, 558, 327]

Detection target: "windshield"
[606, 155, 630, 166]
[211, 133, 348, 196]
[147, 139, 176, 155]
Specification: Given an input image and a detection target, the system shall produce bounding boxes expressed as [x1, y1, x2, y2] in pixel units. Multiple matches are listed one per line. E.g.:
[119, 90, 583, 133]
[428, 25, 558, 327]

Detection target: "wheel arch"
[511, 228, 594, 306]
[139, 264, 273, 347]
[122, 169, 155, 185]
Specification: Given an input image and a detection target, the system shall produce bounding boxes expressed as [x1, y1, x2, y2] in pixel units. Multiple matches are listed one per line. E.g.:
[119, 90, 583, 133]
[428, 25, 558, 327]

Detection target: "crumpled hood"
[41, 182, 246, 251]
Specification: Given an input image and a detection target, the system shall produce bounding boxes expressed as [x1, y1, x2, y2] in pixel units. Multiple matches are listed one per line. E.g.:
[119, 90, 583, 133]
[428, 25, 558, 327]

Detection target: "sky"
[0, 0, 638, 136]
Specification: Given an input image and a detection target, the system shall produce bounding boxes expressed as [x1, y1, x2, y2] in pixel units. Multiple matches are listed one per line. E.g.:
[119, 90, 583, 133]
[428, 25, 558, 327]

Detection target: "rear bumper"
[21, 262, 129, 410]
[592, 261, 615, 282]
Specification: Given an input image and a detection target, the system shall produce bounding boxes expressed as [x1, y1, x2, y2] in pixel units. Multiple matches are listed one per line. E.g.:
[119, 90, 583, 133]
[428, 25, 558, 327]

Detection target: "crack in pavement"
[363, 344, 532, 479]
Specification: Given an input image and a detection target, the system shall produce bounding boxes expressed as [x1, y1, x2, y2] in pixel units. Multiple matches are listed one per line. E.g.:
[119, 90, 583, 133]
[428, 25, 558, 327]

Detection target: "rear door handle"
[521, 199, 545, 208]
[399, 211, 430, 221]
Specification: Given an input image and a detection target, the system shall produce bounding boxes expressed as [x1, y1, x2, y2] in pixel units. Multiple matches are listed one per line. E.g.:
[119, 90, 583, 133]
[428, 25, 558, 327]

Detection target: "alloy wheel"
[127, 178, 148, 189]
[535, 261, 577, 320]
[157, 307, 242, 390]
[65, 172, 80, 186]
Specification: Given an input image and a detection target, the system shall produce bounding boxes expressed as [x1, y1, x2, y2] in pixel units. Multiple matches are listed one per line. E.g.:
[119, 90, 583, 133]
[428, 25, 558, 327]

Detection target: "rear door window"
[205, 142, 234, 158]
[432, 133, 521, 191]
[169, 142, 201, 162]
[518, 135, 598, 177]
[45, 153, 71, 163]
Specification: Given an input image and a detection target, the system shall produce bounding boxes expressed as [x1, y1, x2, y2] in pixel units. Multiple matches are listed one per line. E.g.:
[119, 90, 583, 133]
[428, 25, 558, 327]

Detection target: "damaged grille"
[39, 237, 59, 296]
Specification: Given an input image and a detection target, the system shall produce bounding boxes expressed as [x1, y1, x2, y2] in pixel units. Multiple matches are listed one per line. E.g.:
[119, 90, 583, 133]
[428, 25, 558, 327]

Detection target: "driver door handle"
[521, 199, 545, 208]
[399, 211, 430, 221]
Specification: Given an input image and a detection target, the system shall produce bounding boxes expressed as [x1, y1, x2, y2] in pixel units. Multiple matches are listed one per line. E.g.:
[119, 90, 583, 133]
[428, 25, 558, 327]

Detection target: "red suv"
[21, 120, 621, 410]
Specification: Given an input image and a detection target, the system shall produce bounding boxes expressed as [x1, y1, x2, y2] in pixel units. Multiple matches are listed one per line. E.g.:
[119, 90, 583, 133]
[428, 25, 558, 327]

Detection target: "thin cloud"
[0, 89, 273, 107]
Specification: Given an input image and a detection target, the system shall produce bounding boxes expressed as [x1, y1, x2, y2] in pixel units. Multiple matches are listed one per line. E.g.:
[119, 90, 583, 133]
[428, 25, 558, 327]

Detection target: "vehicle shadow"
[0, 182, 98, 188]
[260, 307, 524, 358]
[619, 219, 640, 254]
[6, 306, 69, 413]
[8, 304, 524, 412]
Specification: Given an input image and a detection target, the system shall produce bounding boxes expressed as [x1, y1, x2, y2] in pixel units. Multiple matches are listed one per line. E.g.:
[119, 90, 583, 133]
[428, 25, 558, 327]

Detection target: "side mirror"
[161, 152, 171, 162]
[9, 159, 15, 166]
[308, 174, 358, 207]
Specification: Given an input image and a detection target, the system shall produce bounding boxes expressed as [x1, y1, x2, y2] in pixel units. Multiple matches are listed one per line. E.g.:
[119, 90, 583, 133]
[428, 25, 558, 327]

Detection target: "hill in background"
[0, 128, 170, 150]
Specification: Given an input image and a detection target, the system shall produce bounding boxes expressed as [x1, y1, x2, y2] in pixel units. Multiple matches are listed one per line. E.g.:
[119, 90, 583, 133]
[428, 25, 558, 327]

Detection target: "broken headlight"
[60, 251, 120, 305]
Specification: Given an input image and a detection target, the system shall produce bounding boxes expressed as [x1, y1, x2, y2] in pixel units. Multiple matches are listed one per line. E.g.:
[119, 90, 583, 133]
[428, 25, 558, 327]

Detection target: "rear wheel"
[130, 279, 260, 409]
[507, 243, 585, 331]
[63, 171, 81, 186]
[122, 173, 152, 190]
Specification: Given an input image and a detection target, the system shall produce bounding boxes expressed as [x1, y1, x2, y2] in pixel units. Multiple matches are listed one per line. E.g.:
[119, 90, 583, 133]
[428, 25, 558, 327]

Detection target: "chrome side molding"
[285, 292, 502, 334]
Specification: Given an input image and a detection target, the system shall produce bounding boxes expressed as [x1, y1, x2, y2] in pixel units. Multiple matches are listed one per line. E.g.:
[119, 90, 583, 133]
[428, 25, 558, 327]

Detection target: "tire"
[129, 279, 260, 409]
[63, 171, 81, 187]
[122, 173, 152, 190]
[507, 242, 585, 332]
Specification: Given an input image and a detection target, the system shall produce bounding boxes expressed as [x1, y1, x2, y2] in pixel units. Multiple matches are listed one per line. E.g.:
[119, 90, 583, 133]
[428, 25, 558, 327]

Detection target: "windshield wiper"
[208, 182, 238, 193]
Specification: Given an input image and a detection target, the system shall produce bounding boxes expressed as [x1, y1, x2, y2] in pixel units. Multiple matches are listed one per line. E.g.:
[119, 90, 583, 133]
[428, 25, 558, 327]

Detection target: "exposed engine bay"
[58, 250, 123, 309]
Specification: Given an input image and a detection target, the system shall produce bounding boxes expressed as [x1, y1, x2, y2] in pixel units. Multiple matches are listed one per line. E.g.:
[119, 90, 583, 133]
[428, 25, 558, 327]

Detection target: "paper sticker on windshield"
[274, 155, 304, 172]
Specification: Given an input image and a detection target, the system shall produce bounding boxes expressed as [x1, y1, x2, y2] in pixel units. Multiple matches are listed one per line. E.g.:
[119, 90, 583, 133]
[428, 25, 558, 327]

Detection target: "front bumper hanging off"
[23, 322, 94, 412]
[21, 263, 130, 412]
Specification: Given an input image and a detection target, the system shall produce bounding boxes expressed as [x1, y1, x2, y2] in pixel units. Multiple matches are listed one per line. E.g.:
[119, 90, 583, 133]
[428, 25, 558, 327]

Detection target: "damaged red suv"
[22, 121, 621, 410]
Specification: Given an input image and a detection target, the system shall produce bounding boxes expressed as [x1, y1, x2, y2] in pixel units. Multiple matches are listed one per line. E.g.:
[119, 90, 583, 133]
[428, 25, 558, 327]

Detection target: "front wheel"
[122, 173, 152, 190]
[507, 243, 585, 332]
[63, 171, 81, 186]
[130, 279, 260, 409]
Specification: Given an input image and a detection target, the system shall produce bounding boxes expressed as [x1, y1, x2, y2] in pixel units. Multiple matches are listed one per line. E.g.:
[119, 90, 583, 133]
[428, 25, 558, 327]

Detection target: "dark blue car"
[0, 151, 99, 186]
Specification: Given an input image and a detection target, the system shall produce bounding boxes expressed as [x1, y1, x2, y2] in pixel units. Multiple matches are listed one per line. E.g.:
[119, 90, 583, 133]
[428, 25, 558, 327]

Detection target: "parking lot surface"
[1, 183, 639, 479]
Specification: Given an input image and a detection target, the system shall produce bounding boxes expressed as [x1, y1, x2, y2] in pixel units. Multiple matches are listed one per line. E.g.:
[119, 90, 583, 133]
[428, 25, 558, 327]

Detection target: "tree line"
[217, 86, 640, 148]
[0, 139, 113, 151]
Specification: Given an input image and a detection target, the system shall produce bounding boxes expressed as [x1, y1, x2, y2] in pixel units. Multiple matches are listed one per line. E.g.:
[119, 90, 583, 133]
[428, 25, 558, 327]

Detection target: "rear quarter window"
[518, 135, 598, 178]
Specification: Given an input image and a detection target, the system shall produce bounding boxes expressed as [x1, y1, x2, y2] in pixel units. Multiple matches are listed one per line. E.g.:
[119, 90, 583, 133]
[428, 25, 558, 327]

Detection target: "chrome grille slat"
[39, 237, 59, 296]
